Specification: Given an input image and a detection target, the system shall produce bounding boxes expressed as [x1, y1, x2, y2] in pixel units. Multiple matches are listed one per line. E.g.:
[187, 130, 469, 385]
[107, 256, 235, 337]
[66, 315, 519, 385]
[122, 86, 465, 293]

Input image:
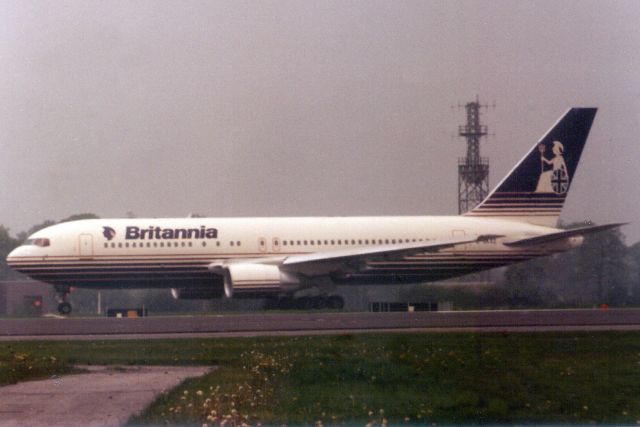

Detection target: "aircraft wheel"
[263, 298, 278, 310]
[277, 296, 295, 310]
[313, 296, 327, 309]
[327, 295, 345, 310]
[58, 302, 72, 315]
[295, 296, 311, 310]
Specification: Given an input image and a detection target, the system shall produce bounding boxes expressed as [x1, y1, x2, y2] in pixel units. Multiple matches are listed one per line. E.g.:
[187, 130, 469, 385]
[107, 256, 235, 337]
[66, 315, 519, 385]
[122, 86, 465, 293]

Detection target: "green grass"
[3, 333, 640, 425]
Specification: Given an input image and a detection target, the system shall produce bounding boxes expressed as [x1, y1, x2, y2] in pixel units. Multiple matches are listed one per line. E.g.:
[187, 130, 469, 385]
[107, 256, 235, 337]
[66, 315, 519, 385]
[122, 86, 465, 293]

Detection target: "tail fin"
[465, 108, 597, 227]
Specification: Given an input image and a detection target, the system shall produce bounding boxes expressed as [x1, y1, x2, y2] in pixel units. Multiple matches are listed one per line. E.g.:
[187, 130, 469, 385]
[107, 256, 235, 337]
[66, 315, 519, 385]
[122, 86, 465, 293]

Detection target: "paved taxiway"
[2, 309, 640, 340]
[0, 365, 211, 427]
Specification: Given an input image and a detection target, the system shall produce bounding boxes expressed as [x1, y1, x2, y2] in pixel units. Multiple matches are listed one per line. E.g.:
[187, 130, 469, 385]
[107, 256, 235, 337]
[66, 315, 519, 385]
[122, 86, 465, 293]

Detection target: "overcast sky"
[1, 0, 638, 243]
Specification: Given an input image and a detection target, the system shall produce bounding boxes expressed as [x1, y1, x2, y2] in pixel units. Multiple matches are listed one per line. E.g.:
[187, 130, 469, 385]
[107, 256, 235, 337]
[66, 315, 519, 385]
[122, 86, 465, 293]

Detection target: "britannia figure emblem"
[102, 226, 116, 241]
[535, 140, 569, 194]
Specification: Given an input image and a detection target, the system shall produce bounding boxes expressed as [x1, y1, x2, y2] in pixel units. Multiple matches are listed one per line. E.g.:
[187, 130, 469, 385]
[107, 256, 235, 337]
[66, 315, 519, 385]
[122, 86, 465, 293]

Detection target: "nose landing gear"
[55, 285, 72, 315]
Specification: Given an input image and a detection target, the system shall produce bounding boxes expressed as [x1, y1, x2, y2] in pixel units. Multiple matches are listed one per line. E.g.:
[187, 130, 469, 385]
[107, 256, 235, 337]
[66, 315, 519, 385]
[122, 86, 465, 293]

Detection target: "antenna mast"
[457, 97, 492, 214]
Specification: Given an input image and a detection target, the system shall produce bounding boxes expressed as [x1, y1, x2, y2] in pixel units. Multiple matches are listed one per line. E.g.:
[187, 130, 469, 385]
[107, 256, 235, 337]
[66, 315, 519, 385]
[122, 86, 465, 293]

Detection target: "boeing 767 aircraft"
[7, 108, 624, 314]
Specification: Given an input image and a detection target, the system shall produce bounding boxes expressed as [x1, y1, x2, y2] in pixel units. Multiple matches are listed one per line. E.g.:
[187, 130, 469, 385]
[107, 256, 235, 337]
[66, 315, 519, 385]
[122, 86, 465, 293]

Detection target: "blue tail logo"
[535, 141, 569, 194]
[465, 108, 597, 226]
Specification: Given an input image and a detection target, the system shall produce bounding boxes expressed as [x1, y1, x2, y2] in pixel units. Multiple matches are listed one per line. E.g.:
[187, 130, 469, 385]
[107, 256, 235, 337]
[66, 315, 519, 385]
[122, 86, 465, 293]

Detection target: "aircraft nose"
[6, 247, 22, 266]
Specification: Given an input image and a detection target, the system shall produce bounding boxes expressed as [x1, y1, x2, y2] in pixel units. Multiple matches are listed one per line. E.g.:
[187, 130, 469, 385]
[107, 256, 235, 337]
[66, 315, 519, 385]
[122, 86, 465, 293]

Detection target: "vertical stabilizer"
[464, 108, 597, 227]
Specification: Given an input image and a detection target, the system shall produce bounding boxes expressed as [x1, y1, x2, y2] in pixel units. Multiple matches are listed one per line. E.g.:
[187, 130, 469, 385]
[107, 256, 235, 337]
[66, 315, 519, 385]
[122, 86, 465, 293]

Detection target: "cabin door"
[79, 234, 94, 258]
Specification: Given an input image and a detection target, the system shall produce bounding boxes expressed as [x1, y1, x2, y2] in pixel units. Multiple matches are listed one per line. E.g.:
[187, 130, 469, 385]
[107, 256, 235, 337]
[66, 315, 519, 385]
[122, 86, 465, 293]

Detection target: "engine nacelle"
[223, 263, 300, 298]
[171, 286, 224, 299]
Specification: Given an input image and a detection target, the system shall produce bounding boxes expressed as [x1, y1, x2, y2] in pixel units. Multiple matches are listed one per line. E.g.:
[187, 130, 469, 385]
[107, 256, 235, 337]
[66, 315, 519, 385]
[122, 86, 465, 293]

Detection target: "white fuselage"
[6, 216, 575, 291]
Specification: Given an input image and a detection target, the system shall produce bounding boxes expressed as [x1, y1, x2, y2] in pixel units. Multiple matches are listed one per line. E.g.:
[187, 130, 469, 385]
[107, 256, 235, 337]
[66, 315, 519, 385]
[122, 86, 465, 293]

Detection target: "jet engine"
[221, 263, 300, 298]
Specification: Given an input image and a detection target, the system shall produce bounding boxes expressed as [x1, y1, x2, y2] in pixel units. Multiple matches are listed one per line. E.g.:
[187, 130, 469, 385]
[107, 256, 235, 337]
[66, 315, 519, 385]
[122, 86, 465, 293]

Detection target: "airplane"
[6, 107, 624, 315]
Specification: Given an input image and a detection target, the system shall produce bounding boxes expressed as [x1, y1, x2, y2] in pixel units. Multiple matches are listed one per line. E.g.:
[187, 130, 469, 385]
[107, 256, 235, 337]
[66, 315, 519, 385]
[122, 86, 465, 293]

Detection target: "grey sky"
[1, 0, 639, 243]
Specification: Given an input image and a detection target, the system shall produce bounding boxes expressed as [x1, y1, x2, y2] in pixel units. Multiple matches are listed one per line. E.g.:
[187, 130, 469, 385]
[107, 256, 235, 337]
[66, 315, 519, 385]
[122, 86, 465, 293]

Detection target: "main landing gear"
[265, 295, 345, 310]
[55, 285, 72, 315]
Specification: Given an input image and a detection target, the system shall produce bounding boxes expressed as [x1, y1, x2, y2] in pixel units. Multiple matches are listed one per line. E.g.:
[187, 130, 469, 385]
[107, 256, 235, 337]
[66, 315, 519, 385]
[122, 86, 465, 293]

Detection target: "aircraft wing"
[503, 223, 627, 247]
[279, 235, 497, 276]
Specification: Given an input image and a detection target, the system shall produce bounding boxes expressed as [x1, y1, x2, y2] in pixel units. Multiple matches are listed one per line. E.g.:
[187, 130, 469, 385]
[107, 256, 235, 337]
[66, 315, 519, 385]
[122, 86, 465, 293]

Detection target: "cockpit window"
[23, 238, 50, 247]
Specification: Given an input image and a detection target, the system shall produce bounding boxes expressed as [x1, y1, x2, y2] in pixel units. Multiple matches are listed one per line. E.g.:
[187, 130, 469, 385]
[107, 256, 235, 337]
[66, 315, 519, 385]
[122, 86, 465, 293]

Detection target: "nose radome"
[6, 247, 19, 265]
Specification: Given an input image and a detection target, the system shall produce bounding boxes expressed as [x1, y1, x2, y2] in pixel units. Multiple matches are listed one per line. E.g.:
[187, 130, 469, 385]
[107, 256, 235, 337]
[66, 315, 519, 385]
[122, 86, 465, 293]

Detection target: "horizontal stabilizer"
[504, 223, 627, 247]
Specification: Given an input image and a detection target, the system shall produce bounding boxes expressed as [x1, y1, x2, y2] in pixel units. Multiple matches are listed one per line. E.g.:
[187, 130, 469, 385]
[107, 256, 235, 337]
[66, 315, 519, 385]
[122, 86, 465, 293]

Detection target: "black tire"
[264, 298, 278, 310]
[58, 302, 72, 315]
[327, 295, 345, 310]
[278, 297, 295, 310]
[311, 296, 327, 310]
[295, 297, 311, 310]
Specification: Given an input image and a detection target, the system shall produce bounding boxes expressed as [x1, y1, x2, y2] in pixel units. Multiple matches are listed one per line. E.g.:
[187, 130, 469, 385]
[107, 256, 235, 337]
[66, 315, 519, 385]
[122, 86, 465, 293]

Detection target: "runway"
[3, 308, 640, 340]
